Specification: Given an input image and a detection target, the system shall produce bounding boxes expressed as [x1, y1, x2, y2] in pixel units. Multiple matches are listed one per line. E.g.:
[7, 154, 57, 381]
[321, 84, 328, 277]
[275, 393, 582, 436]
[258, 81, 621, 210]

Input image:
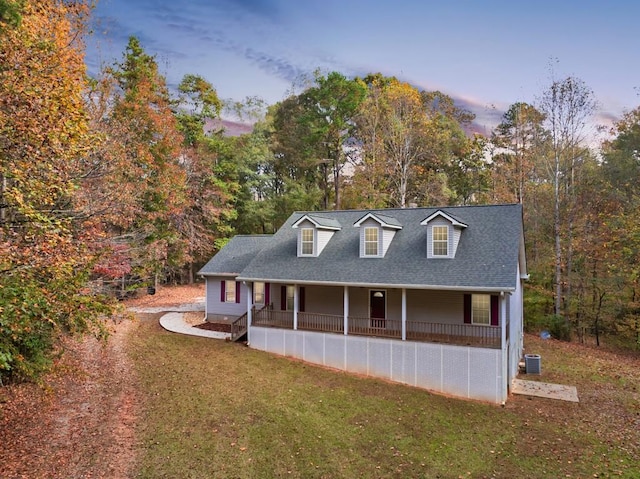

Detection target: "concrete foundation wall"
[250, 326, 506, 403]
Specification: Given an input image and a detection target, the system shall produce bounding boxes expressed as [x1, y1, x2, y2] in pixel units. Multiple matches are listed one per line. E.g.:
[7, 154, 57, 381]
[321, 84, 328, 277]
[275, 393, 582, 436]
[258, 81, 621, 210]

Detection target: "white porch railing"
[252, 308, 501, 349]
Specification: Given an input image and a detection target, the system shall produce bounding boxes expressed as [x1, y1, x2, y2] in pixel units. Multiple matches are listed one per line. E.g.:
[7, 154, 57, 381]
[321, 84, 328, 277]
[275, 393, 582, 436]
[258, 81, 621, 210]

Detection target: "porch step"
[232, 329, 247, 342]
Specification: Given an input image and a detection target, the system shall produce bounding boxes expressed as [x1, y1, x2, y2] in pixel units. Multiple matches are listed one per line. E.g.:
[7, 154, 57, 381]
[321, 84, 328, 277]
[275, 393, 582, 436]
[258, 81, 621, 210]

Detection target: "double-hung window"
[224, 280, 236, 303]
[364, 227, 379, 256]
[286, 285, 295, 311]
[301, 228, 314, 255]
[432, 225, 449, 256]
[472, 294, 491, 325]
[253, 282, 265, 305]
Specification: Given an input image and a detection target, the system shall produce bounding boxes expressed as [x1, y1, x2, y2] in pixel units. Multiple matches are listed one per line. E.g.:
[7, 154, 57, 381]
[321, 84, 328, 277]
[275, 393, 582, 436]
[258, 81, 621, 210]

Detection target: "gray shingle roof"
[233, 204, 524, 291]
[369, 213, 403, 228]
[293, 214, 342, 230]
[198, 235, 273, 276]
[422, 210, 467, 228]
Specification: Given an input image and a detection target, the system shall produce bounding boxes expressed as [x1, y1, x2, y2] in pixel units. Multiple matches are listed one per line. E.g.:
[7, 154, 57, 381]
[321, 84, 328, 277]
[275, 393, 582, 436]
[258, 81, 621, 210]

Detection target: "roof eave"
[420, 210, 468, 228]
[235, 276, 515, 292]
[292, 214, 342, 230]
[198, 272, 240, 277]
[353, 212, 402, 230]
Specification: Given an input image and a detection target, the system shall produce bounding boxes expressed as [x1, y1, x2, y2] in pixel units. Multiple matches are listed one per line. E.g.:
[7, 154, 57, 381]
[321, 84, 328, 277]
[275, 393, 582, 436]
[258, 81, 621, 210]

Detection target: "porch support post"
[401, 288, 407, 341]
[293, 285, 298, 330]
[343, 285, 349, 335]
[204, 279, 209, 320]
[501, 292, 507, 349]
[246, 281, 252, 342]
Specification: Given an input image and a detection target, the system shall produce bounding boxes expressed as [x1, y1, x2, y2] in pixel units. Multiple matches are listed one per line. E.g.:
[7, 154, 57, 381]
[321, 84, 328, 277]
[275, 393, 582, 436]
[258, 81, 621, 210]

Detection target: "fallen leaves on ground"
[0, 284, 205, 479]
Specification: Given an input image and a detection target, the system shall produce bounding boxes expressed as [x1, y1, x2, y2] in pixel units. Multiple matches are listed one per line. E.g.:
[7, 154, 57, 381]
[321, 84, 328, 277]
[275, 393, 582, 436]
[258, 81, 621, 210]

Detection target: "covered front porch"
[244, 283, 505, 350]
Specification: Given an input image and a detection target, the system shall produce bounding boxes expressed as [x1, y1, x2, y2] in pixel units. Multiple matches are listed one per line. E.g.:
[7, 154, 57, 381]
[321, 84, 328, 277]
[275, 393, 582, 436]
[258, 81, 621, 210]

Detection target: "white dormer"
[420, 210, 467, 259]
[353, 212, 402, 258]
[292, 214, 341, 257]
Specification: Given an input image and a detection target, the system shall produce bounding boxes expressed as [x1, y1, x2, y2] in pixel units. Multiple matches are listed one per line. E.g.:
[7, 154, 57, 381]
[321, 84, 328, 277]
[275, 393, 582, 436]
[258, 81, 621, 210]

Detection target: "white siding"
[267, 286, 463, 324]
[507, 263, 525, 383]
[296, 219, 335, 256]
[348, 287, 369, 317]
[425, 217, 464, 258]
[452, 227, 462, 255]
[358, 218, 397, 258]
[204, 276, 248, 321]
[316, 229, 335, 255]
[381, 228, 396, 257]
[250, 327, 506, 403]
[406, 289, 463, 323]
[305, 285, 344, 315]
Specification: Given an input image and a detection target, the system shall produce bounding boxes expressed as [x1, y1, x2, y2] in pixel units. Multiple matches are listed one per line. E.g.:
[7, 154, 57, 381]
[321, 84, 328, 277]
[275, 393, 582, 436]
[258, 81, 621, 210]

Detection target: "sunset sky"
[86, 0, 640, 130]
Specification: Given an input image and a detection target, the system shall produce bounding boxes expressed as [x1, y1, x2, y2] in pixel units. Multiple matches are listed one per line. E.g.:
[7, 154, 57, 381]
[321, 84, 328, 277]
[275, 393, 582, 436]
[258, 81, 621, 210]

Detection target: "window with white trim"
[432, 225, 449, 256]
[286, 285, 295, 311]
[253, 282, 265, 304]
[301, 228, 314, 255]
[224, 280, 236, 303]
[364, 227, 379, 256]
[472, 294, 491, 325]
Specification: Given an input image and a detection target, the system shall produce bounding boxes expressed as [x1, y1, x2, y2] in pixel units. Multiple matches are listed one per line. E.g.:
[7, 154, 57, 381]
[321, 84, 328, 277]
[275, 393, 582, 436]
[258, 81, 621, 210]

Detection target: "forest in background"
[1, 0, 639, 382]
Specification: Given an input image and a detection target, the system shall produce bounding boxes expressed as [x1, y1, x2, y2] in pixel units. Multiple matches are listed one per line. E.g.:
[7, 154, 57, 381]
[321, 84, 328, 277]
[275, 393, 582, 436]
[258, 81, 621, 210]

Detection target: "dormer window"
[301, 228, 314, 255]
[292, 214, 341, 257]
[432, 225, 449, 256]
[364, 227, 379, 256]
[421, 210, 467, 259]
[354, 212, 402, 258]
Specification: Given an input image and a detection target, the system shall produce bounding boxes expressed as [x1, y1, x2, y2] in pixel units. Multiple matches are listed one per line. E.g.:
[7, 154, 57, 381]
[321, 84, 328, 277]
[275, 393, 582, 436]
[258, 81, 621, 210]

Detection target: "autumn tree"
[0, 0, 115, 380]
[538, 76, 596, 323]
[232, 117, 277, 234]
[0, 0, 22, 31]
[99, 37, 188, 288]
[447, 135, 491, 205]
[491, 102, 546, 204]
[298, 71, 366, 209]
[268, 95, 324, 217]
[352, 76, 473, 208]
[173, 74, 240, 282]
[600, 106, 640, 347]
[342, 74, 391, 208]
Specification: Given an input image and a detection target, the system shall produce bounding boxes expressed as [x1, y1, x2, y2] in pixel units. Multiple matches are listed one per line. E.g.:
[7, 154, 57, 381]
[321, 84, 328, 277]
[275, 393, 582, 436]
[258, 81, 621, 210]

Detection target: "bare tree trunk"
[333, 156, 341, 210]
[321, 162, 329, 210]
[554, 152, 562, 317]
[594, 290, 605, 347]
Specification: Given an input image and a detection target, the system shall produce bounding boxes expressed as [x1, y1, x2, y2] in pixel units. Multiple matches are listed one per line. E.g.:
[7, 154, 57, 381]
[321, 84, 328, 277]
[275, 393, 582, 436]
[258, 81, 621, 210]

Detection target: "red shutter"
[235, 281, 241, 303]
[299, 287, 306, 312]
[220, 280, 226, 302]
[281, 285, 287, 310]
[491, 295, 499, 326]
[463, 294, 471, 324]
[265, 282, 270, 306]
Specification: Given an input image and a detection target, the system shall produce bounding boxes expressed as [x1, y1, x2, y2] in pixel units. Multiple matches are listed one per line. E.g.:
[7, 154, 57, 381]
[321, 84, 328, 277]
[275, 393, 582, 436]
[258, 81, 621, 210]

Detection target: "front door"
[370, 290, 386, 328]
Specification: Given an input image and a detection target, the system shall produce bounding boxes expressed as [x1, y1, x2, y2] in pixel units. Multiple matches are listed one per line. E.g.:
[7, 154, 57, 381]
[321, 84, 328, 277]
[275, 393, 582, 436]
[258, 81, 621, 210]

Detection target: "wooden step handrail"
[230, 304, 272, 342]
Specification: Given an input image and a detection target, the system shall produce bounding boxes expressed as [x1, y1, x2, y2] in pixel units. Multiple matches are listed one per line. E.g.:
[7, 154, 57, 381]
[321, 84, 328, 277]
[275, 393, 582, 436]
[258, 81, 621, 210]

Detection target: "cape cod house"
[199, 204, 527, 404]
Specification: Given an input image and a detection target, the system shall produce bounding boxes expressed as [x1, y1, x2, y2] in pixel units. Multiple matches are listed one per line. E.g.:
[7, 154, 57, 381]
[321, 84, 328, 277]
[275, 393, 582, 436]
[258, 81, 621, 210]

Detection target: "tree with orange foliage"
[0, 0, 115, 381]
[93, 37, 188, 290]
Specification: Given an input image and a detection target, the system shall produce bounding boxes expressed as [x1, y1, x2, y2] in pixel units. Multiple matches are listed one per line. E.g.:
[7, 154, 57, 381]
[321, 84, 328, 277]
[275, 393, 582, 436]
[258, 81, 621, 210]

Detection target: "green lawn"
[129, 315, 639, 478]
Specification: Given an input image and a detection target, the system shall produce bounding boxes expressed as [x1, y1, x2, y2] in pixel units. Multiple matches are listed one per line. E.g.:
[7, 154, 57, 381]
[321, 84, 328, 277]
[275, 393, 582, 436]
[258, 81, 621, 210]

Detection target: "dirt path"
[0, 284, 204, 479]
[0, 317, 140, 478]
